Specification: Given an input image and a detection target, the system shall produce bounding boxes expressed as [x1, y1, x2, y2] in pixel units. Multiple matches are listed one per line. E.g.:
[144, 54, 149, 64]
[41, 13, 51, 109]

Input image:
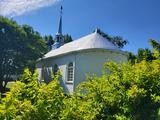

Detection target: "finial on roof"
[95, 28, 98, 33]
[95, 28, 100, 33]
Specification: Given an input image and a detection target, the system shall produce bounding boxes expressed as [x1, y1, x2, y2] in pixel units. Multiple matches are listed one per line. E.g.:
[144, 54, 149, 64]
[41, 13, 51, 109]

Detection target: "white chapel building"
[36, 7, 128, 93]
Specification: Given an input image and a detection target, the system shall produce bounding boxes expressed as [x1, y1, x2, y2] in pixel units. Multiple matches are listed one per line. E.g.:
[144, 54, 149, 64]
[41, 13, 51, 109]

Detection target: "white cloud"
[0, 0, 61, 17]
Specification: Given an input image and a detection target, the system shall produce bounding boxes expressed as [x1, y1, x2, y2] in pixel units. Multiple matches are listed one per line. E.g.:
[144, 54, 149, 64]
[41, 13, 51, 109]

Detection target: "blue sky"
[1, 0, 160, 53]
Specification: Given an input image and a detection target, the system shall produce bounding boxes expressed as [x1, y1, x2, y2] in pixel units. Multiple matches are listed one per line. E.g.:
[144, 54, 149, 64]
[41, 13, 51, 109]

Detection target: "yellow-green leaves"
[76, 59, 160, 119]
[0, 69, 64, 120]
[0, 58, 159, 119]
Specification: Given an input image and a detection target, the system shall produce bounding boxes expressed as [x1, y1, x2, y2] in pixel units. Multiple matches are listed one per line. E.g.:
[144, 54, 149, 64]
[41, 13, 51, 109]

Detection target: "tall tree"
[63, 34, 73, 44]
[0, 16, 47, 93]
[149, 39, 160, 51]
[128, 39, 160, 63]
[44, 34, 73, 51]
[137, 48, 153, 62]
[127, 52, 137, 64]
[44, 35, 54, 51]
[149, 39, 160, 59]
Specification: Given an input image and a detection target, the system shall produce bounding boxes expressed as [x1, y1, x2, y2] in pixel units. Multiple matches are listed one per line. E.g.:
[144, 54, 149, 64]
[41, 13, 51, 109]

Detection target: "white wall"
[37, 54, 76, 93]
[74, 50, 128, 91]
[37, 49, 128, 93]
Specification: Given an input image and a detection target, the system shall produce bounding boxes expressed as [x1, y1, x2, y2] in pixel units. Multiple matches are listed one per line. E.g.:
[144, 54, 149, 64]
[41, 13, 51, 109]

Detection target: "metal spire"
[57, 6, 63, 35]
[52, 6, 64, 50]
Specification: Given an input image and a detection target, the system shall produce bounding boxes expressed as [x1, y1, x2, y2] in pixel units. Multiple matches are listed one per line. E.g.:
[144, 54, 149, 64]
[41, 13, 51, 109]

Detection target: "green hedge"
[0, 59, 160, 120]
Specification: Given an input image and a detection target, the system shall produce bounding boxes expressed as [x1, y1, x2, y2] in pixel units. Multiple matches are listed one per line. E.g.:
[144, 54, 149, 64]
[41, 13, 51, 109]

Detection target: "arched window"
[67, 62, 74, 82]
[53, 64, 58, 75]
[41, 65, 46, 82]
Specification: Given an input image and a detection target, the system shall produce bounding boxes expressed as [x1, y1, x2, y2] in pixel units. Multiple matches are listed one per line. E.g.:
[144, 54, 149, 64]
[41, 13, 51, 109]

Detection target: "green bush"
[74, 60, 160, 120]
[0, 69, 64, 120]
[0, 60, 159, 120]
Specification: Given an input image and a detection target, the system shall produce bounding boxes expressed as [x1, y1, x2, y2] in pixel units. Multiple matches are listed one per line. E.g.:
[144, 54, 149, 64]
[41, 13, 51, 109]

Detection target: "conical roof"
[43, 32, 120, 59]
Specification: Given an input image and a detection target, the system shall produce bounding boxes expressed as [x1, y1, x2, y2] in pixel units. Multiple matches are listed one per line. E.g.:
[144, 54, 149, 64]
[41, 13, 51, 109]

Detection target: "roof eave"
[38, 48, 127, 62]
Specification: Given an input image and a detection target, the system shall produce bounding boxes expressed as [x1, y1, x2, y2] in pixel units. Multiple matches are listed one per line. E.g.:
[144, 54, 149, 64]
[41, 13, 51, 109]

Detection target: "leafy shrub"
[0, 69, 64, 120]
[75, 60, 160, 120]
[0, 60, 159, 120]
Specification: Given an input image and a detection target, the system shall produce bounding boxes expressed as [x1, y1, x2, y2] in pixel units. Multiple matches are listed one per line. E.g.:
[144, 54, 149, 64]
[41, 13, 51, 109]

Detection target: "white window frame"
[41, 65, 45, 82]
[66, 62, 74, 84]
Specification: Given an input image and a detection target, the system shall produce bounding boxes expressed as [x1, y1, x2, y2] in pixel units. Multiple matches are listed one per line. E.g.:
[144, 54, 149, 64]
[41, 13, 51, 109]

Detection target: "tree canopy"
[0, 16, 47, 93]
[128, 39, 160, 63]
[44, 34, 73, 51]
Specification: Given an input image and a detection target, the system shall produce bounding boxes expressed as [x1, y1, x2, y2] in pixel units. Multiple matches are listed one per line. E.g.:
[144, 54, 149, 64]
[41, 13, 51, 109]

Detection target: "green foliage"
[0, 69, 64, 120]
[128, 39, 160, 63]
[0, 16, 47, 93]
[63, 34, 73, 44]
[75, 60, 160, 119]
[35, 74, 64, 120]
[127, 52, 137, 64]
[149, 39, 160, 59]
[60, 95, 101, 120]
[44, 34, 73, 51]
[44, 35, 54, 51]
[0, 59, 159, 119]
[137, 48, 154, 62]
